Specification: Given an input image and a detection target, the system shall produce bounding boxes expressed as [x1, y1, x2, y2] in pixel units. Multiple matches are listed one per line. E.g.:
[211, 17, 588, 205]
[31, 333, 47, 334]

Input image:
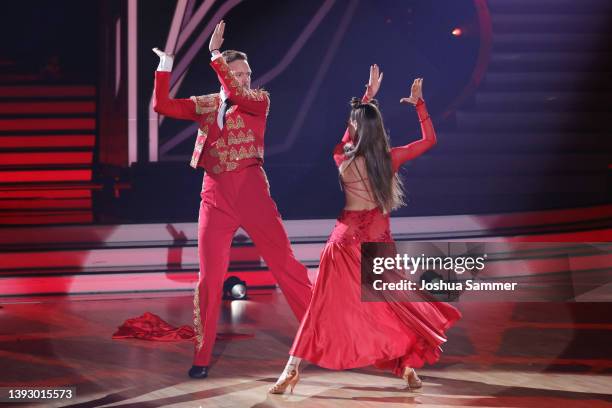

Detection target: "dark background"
[3, 0, 610, 223]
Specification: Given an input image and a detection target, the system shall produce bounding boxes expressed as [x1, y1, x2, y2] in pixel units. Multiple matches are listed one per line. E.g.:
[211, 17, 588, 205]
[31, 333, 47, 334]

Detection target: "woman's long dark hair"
[340, 98, 405, 213]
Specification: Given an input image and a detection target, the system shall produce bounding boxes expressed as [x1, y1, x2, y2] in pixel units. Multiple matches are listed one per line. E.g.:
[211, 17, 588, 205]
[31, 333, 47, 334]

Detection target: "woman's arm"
[391, 78, 437, 171]
[333, 64, 383, 167]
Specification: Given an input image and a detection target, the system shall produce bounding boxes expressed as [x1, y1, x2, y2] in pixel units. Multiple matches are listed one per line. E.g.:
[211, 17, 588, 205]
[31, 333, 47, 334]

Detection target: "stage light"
[223, 276, 247, 300]
[452, 28, 463, 37]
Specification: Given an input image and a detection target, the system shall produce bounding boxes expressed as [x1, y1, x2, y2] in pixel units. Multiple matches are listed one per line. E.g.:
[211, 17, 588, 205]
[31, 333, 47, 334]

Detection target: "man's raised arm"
[208, 21, 270, 116]
[152, 47, 201, 121]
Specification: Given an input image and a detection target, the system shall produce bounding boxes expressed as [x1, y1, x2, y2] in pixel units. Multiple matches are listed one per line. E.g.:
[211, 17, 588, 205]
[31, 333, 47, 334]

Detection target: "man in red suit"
[152, 20, 312, 379]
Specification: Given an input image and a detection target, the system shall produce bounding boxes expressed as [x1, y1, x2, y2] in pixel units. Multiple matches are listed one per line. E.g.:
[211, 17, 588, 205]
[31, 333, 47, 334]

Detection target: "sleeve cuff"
[156, 55, 173, 72]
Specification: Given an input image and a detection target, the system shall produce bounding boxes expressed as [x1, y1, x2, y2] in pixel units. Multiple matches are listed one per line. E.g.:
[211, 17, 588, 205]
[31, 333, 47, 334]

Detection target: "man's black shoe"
[188, 365, 209, 379]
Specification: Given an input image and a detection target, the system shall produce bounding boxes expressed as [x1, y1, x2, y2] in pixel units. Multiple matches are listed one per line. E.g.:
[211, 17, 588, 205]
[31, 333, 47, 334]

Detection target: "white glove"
[152, 47, 173, 72]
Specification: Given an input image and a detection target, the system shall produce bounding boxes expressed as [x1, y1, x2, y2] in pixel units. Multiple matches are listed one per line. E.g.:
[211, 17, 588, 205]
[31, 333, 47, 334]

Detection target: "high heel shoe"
[268, 369, 300, 394]
[402, 367, 423, 390]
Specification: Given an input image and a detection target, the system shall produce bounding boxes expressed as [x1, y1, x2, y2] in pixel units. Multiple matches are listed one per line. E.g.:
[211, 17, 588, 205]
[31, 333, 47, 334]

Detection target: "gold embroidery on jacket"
[238, 146, 248, 159]
[190, 126, 209, 168]
[220, 151, 229, 163]
[200, 106, 218, 114]
[227, 132, 237, 146]
[237, 87, 269, 102]
[228, 130, 255, 145]
[226, 144, 263, 162]
[198, 62, 267, 173]
[190, 154, 199, 168]
[213, 58, 270, 103]
[190, 94, 218, 115]
[226, 115, 245, 130]
[210, 141, 263, 173]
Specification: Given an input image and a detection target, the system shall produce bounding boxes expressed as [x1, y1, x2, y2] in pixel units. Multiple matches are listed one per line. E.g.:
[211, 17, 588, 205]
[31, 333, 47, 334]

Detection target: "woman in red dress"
[269, 65, 462, 394]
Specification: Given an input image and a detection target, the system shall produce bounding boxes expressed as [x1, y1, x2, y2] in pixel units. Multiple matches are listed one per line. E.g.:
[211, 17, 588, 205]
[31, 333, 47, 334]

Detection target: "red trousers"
[193, 165, 312, 366]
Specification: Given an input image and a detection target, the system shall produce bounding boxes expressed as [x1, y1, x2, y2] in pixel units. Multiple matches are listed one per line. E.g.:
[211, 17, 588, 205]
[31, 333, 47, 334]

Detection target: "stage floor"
[1, 290, 611, 407]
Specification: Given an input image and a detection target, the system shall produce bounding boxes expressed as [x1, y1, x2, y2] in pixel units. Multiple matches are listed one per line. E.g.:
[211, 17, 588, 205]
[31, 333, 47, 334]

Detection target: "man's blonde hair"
[222, 50, 248, 63]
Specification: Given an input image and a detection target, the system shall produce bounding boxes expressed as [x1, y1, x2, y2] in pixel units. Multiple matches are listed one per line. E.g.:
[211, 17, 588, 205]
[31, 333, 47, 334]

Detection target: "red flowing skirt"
[289, 208, 461, 376]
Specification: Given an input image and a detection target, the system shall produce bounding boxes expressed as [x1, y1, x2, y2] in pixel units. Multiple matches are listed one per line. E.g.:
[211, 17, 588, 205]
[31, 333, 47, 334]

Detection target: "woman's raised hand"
[365, 64, 383, 101]
[400, 78, 424, 105]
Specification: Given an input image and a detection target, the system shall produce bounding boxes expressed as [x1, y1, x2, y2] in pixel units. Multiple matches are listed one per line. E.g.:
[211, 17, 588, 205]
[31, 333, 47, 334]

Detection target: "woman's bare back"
[341, 157, 378, 211]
